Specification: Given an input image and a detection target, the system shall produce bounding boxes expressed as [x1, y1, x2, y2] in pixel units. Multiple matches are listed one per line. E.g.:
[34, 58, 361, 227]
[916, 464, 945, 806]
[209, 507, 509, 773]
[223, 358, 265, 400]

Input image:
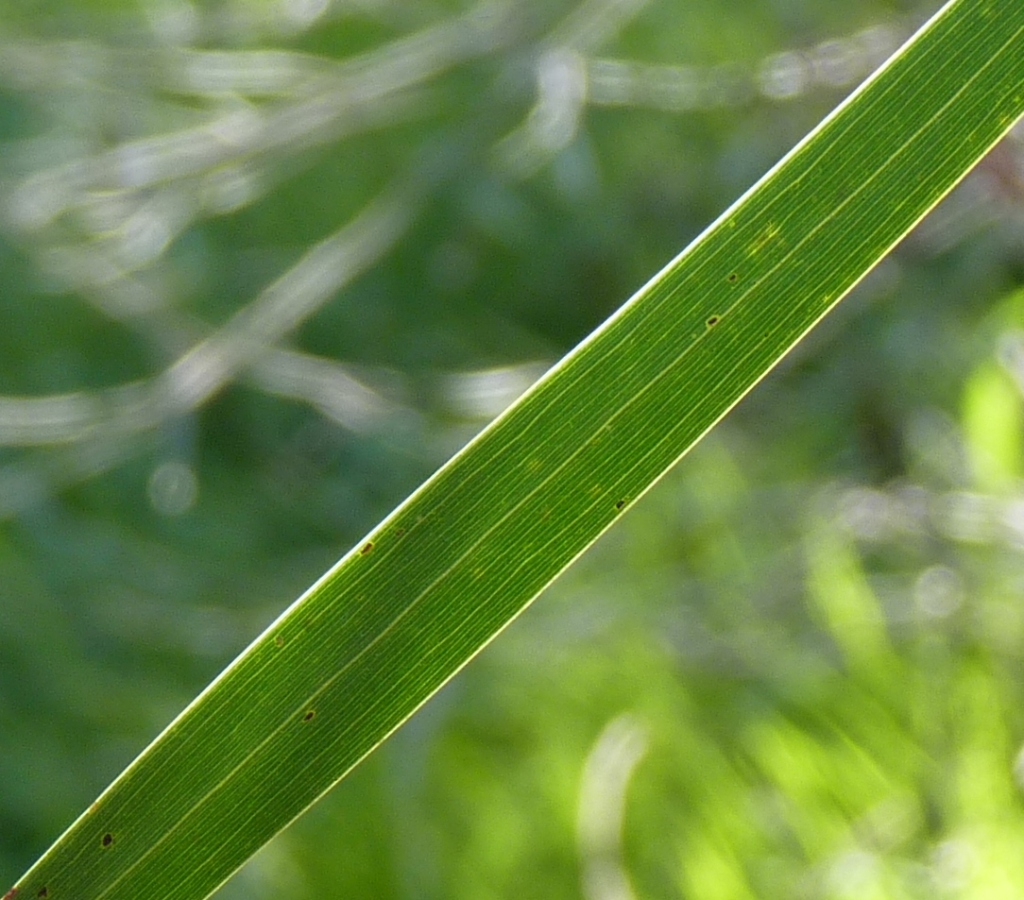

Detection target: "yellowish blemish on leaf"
[748, 221, 781, 256]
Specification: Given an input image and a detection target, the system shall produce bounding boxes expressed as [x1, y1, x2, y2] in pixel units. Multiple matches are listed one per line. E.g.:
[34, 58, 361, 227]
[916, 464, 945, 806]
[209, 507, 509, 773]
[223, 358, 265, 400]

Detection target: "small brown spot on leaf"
[394, 528, 405, 537]
[706, 316, 719, 327]
[360, 542, 374, 555]
[101, 833, 113, 847]
[37, 889, 48, 899]
[4, 888, 20, 900]
[274, 635, 285, 648]
[727, 273, 738, 283]
[303, 710, 316, 722]
[615, 499, 626, 510]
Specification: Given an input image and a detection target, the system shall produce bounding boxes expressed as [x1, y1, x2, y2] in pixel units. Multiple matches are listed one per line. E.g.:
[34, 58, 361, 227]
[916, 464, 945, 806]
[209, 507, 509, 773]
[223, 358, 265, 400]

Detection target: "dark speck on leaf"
[615, 499, 626, 510]
[707, 316, 719, 327]
[728, 273, 738, 283]
[394, 528, 405, 537]
[360, 542, 374, 555]
[102, 833, 113, 847]
[37, 890, 47, 899]
[303, 710, 316, 722]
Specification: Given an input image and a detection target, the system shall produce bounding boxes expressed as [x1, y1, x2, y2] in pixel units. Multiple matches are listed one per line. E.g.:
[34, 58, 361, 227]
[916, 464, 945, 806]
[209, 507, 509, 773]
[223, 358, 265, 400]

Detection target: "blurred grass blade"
[10, 2, 1024, 899]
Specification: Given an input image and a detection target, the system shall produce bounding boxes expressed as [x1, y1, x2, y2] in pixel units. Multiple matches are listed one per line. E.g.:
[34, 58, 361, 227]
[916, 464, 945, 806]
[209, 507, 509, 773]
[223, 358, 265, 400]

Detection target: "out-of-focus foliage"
[1, 0, 1023, 898]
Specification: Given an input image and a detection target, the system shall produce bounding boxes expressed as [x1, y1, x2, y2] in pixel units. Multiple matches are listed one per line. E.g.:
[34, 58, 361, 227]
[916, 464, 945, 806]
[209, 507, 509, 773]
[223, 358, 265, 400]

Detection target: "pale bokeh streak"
[577, 714, 649, 900]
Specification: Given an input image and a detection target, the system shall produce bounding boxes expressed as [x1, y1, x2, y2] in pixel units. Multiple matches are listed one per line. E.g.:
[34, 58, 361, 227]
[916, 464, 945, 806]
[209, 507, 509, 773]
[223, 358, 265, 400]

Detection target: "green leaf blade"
[11, 2, 1024, 899]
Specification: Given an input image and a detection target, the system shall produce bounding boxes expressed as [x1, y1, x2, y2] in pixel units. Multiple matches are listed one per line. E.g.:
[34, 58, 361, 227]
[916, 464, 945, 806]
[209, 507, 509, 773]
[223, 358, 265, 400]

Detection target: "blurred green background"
[3, 0, 1024, 897]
